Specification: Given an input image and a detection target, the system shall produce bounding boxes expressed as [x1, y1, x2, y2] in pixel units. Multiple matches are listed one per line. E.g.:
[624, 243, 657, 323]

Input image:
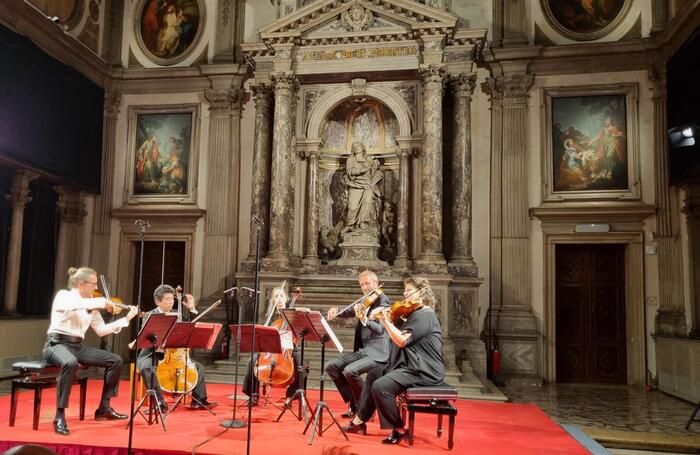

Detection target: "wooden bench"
[9, 360, 87, 430]
[399, 383, 459, 450]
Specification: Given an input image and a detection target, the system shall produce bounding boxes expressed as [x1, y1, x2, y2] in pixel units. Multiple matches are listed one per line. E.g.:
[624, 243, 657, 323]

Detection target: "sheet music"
[318, 313, 344, 353]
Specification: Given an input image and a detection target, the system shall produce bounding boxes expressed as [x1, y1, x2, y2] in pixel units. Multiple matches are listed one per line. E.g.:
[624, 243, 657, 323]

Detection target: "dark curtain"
[17, 180, 58, 315]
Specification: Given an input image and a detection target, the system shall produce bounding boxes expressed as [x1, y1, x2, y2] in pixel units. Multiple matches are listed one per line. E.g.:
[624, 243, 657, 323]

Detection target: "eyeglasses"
[83, 281, 99, 287]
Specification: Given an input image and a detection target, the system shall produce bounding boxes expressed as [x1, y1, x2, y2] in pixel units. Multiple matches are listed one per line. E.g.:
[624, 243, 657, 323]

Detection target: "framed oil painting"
[125, 105, 199, 204]
[540, 0, 632, 41]
[135, 0, 205, 65]
[541, 84, 640, 202]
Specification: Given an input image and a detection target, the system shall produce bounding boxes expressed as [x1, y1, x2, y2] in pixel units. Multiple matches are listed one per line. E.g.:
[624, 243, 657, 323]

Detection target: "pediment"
[259, 0, 459, 44]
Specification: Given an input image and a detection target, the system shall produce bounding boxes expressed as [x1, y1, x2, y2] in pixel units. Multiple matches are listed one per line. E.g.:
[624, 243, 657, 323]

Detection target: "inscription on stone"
[302, 46, 417, 61]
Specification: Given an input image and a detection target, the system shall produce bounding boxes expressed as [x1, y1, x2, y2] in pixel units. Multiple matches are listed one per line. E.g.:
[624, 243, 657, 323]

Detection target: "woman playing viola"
[242, 284, 304, 407]
[342, 276, 445, 445]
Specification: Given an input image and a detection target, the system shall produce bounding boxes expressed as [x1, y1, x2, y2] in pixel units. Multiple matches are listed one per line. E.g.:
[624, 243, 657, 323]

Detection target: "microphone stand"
[127, 219, 149, 455]
[191, 216, 263, 455]
[220, 287, 246, 429]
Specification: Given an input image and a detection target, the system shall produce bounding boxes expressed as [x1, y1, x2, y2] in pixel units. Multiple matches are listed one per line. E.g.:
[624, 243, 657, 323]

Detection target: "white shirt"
[47, 288, 130, 339]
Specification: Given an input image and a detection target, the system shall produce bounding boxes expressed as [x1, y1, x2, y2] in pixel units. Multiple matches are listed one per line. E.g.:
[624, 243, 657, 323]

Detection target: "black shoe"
[94, 407, 128, 420]
[53, 418, 70, 436]
[382, 429, 406, 445]
[341, 405, 357, 418]
[341, 421, 367, 435]
[190, 399, 218, 410]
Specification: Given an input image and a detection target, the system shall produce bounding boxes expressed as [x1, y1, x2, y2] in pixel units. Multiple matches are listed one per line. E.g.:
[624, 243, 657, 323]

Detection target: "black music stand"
[165, 322, 222, 414]
[276, 309, 312, 425]
[130, 313, 177, 431]
[301, 311, 348, 445]
[228, 324, 282, 409]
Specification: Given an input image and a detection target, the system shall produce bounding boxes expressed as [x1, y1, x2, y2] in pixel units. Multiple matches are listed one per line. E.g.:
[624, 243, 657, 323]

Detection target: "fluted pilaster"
[3, 171, 38, 313]
[90, 91, 120, 273]
[246, 83, 274, 262]
[266, 72, 299, 270]
[448, 73, 478, 276]
[416, 65, 447, 270]
[681, 188, 700, 336]
[650, 66, 687, 336]
[202, 87, 243, 296]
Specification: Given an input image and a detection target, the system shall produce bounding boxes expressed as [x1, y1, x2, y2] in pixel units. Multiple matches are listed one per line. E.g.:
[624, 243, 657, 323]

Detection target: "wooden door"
[555, 244, 627, 383]
[131, 241, 185, 311]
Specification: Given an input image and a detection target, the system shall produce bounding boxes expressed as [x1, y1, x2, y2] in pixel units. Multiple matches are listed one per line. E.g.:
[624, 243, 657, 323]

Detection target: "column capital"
[54, 186, 88, 225]
[5, 171, 39, 208]
[648, 64, 667, 101]
[204, 87, 244, 112]
[104, 91, 121, 118]
[270, 72, 300, 92]
[251, 83, 274, 105]
[495, 73, 535, 101]
[449, 73, 477, 97]
[481, 77, 503, 104]
[419, 65, 447, 86]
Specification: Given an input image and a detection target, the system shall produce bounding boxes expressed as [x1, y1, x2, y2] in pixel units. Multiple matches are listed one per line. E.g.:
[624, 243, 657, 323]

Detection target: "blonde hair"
[67, 267, 97, 289]
[403, 276, 435, 307]
[358, 270, 378, 284]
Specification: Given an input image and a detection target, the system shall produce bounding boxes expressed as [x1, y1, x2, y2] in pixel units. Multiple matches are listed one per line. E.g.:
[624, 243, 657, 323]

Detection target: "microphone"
[240, 286, 261, 294]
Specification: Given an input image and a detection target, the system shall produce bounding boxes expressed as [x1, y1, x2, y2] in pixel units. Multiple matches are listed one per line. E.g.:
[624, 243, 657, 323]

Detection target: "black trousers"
[42, 335, 123, 410]
[136, 351, 207, 403]
[242, 347, 302, 399]
[324, 349, 382, 409]
[356, 365, 406, 430]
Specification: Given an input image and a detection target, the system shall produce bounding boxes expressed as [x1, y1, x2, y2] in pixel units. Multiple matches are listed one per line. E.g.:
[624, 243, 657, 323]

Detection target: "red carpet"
[1, 380, 587, 454]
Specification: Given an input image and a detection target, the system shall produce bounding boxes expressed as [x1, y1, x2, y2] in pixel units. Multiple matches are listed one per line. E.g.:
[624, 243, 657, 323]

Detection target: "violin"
[255, 286, 301, 389]
[336, 285, 384, 319]
[93, 275, 141, 316]
[371, 286, 428, 323]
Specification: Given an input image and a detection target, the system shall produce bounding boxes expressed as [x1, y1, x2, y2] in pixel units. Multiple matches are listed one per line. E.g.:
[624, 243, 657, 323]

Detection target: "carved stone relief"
[450, 292, 478, 336]
[341, 4, 374, 31]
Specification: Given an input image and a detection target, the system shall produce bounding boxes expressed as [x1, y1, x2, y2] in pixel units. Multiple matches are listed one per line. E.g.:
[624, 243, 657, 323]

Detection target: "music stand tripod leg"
[131, 340, 168, 431]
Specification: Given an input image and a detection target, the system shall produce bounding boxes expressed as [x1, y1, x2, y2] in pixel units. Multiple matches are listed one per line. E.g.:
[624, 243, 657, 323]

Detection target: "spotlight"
[669, 124, 698, 148]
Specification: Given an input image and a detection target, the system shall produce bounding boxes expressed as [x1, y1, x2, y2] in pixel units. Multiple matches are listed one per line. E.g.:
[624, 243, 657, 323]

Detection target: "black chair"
[9, 360, 87, 430]
[399, 383, 459, 450]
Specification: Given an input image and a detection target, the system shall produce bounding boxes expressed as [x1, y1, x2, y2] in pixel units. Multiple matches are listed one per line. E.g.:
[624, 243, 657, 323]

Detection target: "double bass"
[255, 287, 302, 389]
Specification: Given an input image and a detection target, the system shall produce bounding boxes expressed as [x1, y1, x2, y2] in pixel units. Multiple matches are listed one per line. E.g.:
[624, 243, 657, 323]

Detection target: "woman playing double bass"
[242, 283, 304, 407]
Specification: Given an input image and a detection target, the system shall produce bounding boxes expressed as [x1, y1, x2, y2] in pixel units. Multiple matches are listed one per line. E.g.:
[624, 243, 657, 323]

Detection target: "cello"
[155, 286, 199, 395]
[255, 287, 302, 389]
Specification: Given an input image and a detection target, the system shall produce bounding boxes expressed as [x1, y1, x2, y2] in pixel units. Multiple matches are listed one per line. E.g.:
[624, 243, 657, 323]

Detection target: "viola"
[371, 285, 429, 322]
[94, 275, 142, 316]
[156, 286, 199, 394]
[336, 285, 383, 319]
[255, 287, 302, 389]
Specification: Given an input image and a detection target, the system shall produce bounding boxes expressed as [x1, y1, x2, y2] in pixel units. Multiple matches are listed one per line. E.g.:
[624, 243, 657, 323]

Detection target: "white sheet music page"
[319, 314, 344, 353]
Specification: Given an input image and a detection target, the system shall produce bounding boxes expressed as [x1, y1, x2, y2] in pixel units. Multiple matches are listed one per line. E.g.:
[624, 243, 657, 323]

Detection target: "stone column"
[202, 86, 243, 296]
[492, 0, 528, 47]
[448, 73, 478, 276]
[302, 149, 320, 268]
[246, 83, 274, 263]
[213, 0, 237, 62]
[651, 0, 669, 33]
[90, 91, 120, 274]
[482, 73, 540, 380]
[650, 66, 687, 336]
[266, 72, 298, 270]
[416, 65, 447, 271]
[3, 171, 38, 314]
[54, 186, 88, 292]
[394, 147, 412, 269]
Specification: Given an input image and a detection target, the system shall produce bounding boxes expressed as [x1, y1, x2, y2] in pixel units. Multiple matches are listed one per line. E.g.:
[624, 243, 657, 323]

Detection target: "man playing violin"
[43, 267, 139, 436]
[242, 284, 304, 406]
[325, 270, 391, 418]
[343, 276, 445, 445]
[136, 284, 216, 412]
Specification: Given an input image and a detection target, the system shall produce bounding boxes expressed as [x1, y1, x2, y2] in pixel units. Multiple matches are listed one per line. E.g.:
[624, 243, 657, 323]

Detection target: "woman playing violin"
[242, 283, 304, 407]
[43, 267, 139, 436]
[342, 276, 445, 445]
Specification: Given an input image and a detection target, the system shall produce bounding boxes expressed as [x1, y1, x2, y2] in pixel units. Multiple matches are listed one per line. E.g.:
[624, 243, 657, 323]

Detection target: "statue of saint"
[342, 142, 383, 232]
